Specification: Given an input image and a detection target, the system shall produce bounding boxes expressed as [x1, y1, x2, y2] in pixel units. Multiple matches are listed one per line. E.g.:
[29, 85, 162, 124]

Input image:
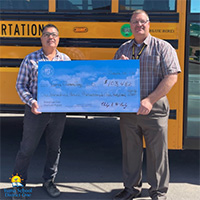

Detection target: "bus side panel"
[0, 21, 184, 149]
[0, 68, 22, 104]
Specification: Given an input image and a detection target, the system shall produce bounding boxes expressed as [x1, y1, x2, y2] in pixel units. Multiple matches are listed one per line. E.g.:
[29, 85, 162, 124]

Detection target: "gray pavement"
[0, 114, 199, 200]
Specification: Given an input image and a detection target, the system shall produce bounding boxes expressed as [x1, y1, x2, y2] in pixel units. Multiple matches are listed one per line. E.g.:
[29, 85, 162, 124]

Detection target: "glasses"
[42, 32, 58, 38]
[130, 20, 149, 25]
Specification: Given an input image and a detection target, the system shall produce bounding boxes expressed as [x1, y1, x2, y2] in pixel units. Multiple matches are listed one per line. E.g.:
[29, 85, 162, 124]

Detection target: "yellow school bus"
[0, 0, 199, 149]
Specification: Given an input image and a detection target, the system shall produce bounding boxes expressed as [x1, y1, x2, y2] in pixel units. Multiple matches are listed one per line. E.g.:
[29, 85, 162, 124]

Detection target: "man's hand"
[120, 55, 129, 60]
[137, 98, 153, 115]
[31, 101, 41, 115]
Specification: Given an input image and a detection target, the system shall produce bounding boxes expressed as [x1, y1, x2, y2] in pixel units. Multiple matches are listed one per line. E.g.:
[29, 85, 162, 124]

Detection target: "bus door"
[184, 0, 200, 149]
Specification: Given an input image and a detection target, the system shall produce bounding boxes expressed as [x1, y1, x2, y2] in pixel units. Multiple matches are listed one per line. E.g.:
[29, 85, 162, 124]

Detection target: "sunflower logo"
[9, 174, 24, 187]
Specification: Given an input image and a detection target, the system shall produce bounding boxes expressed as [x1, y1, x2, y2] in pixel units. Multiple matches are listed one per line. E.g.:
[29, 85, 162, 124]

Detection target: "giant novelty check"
[37, 60, 140, 112]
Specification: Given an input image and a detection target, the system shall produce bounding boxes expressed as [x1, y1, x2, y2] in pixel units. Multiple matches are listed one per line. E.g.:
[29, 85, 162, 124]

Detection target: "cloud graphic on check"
[56, 72, 93, 82]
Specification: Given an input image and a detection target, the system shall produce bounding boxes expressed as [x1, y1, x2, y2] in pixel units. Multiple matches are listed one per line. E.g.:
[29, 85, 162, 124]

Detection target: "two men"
[13, 9, 181, 200]
[13, 24, 70, 199]
[113, 10, 181, 200]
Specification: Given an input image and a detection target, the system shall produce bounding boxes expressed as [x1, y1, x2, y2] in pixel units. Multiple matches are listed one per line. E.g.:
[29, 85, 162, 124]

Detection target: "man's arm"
[16, 58, 41, 114]
[16, 58, 32, 105]
[137, 73, 178, 115]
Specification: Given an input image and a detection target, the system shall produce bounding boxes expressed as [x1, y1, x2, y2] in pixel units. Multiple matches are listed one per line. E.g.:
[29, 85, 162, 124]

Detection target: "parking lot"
[0, 115, 199, 200]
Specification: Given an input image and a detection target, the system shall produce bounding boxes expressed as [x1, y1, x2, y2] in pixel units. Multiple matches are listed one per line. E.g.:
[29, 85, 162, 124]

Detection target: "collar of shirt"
[40, 48, 61, 60]
[132, 33, 151, 48]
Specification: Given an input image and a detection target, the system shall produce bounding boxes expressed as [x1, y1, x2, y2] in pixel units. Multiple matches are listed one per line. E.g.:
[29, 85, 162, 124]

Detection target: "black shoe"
[12, 187, 26, 200]
[152, 195, 167, 200]
[113, 188, 141, 200]
[43, 180, 60, 197]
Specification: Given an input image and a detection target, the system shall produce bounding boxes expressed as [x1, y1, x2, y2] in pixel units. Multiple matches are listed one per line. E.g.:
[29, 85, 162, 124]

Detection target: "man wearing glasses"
[12, 24, 70, 199]
[113, 10, 181, 200]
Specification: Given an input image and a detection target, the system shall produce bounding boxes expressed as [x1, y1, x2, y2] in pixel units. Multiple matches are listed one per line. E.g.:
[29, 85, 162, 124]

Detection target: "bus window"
[0, 0, 48, 11]
[119, 0, 176, 12]
[56, 0, 111, 12]
[190, 0, 200, 13]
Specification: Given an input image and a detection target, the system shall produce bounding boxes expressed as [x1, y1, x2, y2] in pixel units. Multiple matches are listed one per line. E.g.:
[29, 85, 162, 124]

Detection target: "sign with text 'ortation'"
[37, 60, 140, 112]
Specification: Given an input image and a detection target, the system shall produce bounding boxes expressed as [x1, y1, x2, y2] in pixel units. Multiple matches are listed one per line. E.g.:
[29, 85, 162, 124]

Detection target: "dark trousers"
[13, 105, 66, 184]
[120, 96, 170, 199]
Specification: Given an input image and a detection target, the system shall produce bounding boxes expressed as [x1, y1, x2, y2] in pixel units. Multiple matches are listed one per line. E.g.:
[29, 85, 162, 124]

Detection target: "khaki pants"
[120, 96, 170, 198]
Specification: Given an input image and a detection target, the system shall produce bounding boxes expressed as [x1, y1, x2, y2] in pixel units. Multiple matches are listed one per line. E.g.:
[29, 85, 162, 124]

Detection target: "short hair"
[42, 24, 59, 34]
[131, 9, 149, 21]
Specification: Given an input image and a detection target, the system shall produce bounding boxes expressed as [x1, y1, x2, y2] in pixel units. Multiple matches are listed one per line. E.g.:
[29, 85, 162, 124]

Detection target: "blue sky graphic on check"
[37, 60, 140, 112]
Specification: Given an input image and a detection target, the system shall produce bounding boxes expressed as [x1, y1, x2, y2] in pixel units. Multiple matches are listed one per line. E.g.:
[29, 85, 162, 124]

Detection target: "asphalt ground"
[0, 114, 199, 200]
